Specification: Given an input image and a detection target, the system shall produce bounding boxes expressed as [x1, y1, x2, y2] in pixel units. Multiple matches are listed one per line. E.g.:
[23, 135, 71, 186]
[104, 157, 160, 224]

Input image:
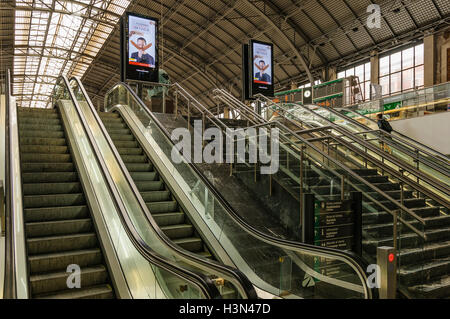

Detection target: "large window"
[337, 61, 371, 101]
[298, 80, 321, 88]
[379, 44, 424, 96]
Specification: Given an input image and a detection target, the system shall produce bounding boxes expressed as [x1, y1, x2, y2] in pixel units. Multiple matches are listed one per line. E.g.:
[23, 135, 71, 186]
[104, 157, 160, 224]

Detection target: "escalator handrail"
[3, 69, 30, 299]
[278, 101, 450, 206]
[309, 104, 450, 174]
[69, 77, 256, 299]
[55, 76, 222, 300]
[106, 81, 376, 299]
[337, 107, 450, 163]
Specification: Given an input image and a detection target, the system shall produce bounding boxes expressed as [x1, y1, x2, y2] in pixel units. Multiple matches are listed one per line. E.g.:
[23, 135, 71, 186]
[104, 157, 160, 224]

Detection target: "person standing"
[377, 113, 393, 153]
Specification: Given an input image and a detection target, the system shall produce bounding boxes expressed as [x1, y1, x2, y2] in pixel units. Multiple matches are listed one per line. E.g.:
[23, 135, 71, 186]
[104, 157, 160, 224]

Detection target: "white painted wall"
[391, 111, 450, 155]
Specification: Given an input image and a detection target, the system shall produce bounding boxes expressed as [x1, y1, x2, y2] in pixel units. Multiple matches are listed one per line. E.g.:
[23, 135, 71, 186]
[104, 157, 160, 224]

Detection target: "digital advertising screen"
[249, 40, 274, 97]
[121, 13, 159, 83]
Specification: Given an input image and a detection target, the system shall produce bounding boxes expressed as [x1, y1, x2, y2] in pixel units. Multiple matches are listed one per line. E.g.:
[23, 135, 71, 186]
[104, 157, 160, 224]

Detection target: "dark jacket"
[377, 118, 393, 133]
[255, 72, 271, 83]
[131, 52, 154, 65]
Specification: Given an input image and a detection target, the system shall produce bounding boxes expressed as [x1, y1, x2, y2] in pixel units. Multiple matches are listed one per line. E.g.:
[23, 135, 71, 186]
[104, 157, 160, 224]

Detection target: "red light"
[388, 253, 395, 263]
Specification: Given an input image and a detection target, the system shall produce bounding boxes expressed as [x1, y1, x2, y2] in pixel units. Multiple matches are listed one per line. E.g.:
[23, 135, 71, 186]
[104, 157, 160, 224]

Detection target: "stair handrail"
[214, 89, 427, 239]
[265, 100, 450, 208]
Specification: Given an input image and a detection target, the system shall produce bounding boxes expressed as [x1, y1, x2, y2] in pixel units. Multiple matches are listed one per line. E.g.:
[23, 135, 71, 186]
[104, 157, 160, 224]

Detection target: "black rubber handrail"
[105, 81, 376, 299]
[55, 76, 222, 299]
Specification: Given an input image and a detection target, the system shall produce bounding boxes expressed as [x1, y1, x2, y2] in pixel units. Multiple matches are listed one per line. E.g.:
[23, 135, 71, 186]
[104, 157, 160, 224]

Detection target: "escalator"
[99, 111, 214, 258]
[3, 71, 254, 300]
[18, 107, 114, 299]
[98, 80, 376, 299]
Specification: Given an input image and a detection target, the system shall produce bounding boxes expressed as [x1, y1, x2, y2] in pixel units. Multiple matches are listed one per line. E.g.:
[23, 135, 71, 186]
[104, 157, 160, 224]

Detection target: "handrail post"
[377, 246, 397, 299]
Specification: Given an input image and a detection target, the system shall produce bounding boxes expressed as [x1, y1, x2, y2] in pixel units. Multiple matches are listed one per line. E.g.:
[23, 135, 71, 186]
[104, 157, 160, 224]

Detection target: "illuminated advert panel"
[249, 40, 274, 97]
[121, 13, 159, 82]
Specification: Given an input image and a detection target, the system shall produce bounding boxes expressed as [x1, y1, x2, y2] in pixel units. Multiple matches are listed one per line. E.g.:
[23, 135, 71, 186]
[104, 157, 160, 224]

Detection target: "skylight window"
[13, 0, 131, 108]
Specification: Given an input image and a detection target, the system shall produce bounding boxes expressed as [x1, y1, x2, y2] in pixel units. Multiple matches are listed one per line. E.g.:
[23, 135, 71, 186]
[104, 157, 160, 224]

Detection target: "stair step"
[114, 140, 138, 148]
[109, 134, 134, 141]
[25, 206, 90, 222]
[27, 233, 98, 254]
[23, 193, 85, 208]
[30, 265, 109, 296]
[23, 182, 82, 195]
[19, 117, 61, 126]
[99, 112, 120, 119]
[400, 258, 450, 286]
[34, 284, 114, 299]
[26, 218, 92, 238]
[28, 248, 103, 274]
[117, 147, 143, 156]
[407, 274, 450, 299]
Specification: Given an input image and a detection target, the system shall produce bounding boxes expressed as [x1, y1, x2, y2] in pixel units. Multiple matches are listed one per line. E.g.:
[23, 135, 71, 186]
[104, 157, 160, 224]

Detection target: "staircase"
[18, 107, 115, 299]
[276, 156, 450, 298]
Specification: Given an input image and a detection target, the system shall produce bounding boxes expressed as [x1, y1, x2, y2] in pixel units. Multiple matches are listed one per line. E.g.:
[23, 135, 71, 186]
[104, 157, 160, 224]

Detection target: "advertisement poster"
[252, 42, 272, 85]
[128, 15, 156, 68]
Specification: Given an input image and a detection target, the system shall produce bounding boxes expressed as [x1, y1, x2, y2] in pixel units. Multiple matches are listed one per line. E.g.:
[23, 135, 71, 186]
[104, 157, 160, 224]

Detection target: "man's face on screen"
[137, 39, 146, 50]
[259, 61, 265, 72]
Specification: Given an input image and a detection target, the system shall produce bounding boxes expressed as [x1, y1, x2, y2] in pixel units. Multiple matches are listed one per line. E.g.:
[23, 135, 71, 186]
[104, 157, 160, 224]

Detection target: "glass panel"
[390, 72, 401, 94]
[337, 71, 345, 79]
[355, 65, 364, 82]
[364, 82, 371, 101]
[402, 47, 414, 69]
[380, 76, 390, 96]
[390, 52, 402, 73]
[379, 56, 390, 76]
[402, 68, 414, 91]
[415, 65, 424, 88]
[415, 44, 424, 66]
[364, 62, 371, 82]
[345, 68, 354, 77]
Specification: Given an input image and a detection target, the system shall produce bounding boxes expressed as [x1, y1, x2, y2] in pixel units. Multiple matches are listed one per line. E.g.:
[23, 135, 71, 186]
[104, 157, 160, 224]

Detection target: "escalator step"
[114, 140, 138, 148]
[30, 265, 109, 296]
[19, 130, 64, 139]
[23, 182, 83, 195]
[161, 224, 194, 239]
[125, 163, 153, 172]
[109, 134, 134, 141]
[25, 205, 90, 222]
[27, 233, 98, 255]
[98, 112, 120, 118]
[34, 284, 114, 299]
[21, 145, 69, 154]
[21, 153, 72, 163]
[117, 147, 143, 156]
[21, 163, 75, 173]
[153, 212, 185, 226]
[22, 172, 79, 183]
[26, 218, 92, 238]
[172, 238, 203, 252]
[130, 171, 157, 181]
[135, 181, 164, 192]
[19, 137, 67, 146]
[28, 248, 103, 274]
[122, 155, 148, 163]
[146, 201, 178, 214]
[140, 191, 171, 202]
[19, 124, 63, 132]
[23, 193, 85, 208]
[19, 117, 61, 126]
